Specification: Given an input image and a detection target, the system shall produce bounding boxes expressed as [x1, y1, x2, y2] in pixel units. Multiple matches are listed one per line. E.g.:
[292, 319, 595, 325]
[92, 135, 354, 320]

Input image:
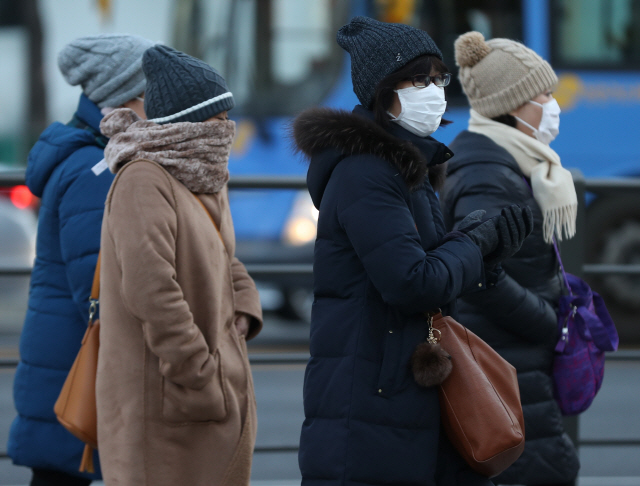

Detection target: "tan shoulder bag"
[54, 255, 101, 473]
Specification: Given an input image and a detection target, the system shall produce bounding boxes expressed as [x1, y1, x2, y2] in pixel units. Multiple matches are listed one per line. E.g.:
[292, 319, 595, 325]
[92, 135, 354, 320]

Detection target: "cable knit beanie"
[337, 16, 442, 109]
[142, 44, 234, 124]
[58, 34, 155, 108]
[455, 32, 558, 118]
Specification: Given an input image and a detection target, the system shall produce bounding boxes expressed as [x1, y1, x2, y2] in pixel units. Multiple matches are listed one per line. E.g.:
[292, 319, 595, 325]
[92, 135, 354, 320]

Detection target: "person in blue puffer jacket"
[8, 34, 154, 486]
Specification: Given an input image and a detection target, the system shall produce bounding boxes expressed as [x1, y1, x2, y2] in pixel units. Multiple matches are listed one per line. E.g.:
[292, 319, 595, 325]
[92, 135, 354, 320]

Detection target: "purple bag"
[552, 243, 619, 415]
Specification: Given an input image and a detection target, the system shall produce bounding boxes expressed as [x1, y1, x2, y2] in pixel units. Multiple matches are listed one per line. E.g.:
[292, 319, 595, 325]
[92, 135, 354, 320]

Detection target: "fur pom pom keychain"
[411, 312, 453, 387]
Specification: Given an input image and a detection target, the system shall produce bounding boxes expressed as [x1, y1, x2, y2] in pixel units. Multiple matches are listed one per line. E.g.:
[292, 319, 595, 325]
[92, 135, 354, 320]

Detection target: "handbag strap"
[91, 253, 100, 300]
[88, 253, 100, 325]
[192, 194, 225, 249]
[86, 196, 223, 325]
[551, 238, 572, 295]
[521, 176, 572, 294]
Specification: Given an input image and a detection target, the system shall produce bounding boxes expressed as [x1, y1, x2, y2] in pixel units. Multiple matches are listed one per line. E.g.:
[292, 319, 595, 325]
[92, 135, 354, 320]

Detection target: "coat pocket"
[162, 349, 228, 424]
[376, 330, 401, 398]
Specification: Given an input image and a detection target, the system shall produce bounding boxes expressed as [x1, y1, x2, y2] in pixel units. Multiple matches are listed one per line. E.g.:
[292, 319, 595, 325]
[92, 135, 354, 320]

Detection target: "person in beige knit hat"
[439, 32, 580, 486]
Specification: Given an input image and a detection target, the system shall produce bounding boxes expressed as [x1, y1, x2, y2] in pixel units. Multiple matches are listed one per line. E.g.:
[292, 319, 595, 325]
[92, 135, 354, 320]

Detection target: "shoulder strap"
[192, 194, 225, 247]
[551, 238, 572, 294]
[87, 253, 100, 325]
[94, 194, 223, 299]
[91, 253, 101, 300]
[67, 115, 109, 149]
[521, 176, 572, 294]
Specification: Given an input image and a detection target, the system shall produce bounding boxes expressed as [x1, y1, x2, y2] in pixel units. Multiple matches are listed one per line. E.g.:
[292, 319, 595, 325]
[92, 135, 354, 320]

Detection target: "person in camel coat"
[8, 33, 153, 486]
[95, 44, 262, 486]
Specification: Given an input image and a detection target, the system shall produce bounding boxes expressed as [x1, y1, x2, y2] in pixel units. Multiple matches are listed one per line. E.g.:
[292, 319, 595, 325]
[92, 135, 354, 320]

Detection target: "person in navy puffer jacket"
[440, 32, 580, 486]
[8, 34, 154, 486]
[291, 17, 533, 486]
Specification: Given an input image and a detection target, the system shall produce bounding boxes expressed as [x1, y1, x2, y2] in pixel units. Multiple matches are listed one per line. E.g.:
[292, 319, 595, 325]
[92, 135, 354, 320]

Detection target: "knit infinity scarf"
[100, 108, 235, 194]
[468, 109, 577, 243]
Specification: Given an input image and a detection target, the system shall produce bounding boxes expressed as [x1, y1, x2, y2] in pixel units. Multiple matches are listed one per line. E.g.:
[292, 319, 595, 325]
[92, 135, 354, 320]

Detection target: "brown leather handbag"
[418, 311, 525, 478]
[54, 255, 101, 473]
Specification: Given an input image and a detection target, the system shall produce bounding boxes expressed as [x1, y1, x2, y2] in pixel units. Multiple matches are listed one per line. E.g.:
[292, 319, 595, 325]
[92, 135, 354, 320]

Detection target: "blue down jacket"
[8, 94, 112, 478]
[439, 130, 580, 485]
[292, 106, 493, 486]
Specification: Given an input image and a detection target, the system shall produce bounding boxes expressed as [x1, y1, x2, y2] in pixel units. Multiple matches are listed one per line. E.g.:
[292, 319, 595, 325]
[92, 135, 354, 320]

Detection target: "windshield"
[551, 0, 640, 68]
[172, 0, 348, 116]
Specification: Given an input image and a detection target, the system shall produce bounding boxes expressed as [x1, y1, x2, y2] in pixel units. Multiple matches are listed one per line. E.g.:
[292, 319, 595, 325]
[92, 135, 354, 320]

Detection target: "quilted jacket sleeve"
[462, 271, 558, 344]
[441, 163, 558, 342]
[335, 156, 484, 315]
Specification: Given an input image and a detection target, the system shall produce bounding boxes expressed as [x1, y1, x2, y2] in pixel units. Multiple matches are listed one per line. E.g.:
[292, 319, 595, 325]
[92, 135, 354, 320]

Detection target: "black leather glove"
[458, 205, 533, 268]
[483, 205, 533, 268]
[457, 209, 499, 257]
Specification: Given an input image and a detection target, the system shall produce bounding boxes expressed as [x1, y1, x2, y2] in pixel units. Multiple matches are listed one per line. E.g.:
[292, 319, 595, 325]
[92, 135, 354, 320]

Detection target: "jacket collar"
[75, 94, 103, 133]
[447, 130, 522, 177]
[293, 105, 452, 207]
[351, 105, 453, 169]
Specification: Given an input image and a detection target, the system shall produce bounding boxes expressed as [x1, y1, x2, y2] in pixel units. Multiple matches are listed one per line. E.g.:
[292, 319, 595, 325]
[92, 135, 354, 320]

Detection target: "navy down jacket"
[8, 94, 112, 478]
[439, 130, 580, 485]
[292, 106, 493, 486]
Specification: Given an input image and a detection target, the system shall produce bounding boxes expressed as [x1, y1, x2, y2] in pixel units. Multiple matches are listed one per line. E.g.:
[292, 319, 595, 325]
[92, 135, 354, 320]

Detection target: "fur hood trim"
[292, 107, 447, 191]
[100, 108, 234, 194]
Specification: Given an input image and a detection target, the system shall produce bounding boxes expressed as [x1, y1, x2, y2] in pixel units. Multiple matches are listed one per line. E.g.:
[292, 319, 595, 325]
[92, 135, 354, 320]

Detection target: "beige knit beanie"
[454, 32, 558, 118]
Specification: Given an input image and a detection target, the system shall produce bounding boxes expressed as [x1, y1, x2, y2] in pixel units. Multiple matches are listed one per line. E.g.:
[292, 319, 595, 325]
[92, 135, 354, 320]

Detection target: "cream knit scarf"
[100, 108, 234, 194]
[468, 109, 577, 243]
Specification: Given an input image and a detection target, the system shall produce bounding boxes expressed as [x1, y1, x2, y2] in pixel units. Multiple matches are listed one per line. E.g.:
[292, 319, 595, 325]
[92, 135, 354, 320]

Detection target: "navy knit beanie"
[143, 44, 234, 124]
[337, 16, 442, 109]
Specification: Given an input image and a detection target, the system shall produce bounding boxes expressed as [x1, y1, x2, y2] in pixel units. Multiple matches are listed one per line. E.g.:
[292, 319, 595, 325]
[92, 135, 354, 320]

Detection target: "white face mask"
[515, 98, 561, 145]
[388, 84, 447, 137]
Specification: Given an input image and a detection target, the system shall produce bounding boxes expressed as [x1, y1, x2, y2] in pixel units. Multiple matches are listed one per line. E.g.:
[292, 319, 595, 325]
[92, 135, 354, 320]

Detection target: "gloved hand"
[459, 205, 533, 268]
[457, 209, 498, 257]
[484, 205, 534, 267]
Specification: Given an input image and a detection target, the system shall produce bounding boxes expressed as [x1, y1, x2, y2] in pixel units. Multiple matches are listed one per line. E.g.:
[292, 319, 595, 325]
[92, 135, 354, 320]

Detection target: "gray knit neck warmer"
[100, 109, 234, 194]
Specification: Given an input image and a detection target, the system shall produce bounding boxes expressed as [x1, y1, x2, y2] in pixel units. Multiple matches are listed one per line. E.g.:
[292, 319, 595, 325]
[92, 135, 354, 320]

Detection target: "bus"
[172, 0, 640, 333]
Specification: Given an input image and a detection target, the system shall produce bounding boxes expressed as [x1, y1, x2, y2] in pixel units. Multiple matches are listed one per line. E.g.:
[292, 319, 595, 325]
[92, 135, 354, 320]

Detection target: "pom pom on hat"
[455, 31, 558, 118]
[454, 31, 491, 68]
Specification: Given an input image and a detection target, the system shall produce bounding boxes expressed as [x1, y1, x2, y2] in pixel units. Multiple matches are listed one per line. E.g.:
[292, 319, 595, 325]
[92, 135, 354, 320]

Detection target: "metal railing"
[1, 169, 640, 456]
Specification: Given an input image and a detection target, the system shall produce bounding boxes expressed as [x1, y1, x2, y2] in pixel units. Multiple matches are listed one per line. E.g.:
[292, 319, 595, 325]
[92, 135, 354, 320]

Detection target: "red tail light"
[10, 185, 34, 209]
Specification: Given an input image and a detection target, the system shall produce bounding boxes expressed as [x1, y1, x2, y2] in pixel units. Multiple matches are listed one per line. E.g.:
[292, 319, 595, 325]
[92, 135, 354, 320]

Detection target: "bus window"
[551, 0, 640, 68]
[372, 0, 522, 106]
[172, 0, 348, 117]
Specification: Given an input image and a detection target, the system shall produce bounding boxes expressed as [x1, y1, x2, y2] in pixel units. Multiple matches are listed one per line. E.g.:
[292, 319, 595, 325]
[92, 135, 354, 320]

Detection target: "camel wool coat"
[96, 159, 262, 486]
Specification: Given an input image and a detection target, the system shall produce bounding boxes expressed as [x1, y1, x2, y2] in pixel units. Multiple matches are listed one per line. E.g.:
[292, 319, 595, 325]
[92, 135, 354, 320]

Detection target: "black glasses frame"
[410, 73, 451, 88]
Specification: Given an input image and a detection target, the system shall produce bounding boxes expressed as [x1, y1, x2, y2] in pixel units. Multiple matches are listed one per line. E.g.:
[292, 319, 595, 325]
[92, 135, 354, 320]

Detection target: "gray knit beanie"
[455, 31, 558, 118]
[337, 16, 442, 109]
[58, 34, 155, 108]
[142, 44, 234, 124]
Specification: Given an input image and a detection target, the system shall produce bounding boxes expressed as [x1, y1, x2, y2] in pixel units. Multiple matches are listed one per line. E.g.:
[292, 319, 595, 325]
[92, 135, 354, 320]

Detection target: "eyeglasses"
[410, 73, 451, 88]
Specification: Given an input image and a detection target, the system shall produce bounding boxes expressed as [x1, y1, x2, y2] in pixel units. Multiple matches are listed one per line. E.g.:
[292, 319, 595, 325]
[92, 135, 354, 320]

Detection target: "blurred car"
[0, 165, 38, 334]
[232, 189, 317, 322]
